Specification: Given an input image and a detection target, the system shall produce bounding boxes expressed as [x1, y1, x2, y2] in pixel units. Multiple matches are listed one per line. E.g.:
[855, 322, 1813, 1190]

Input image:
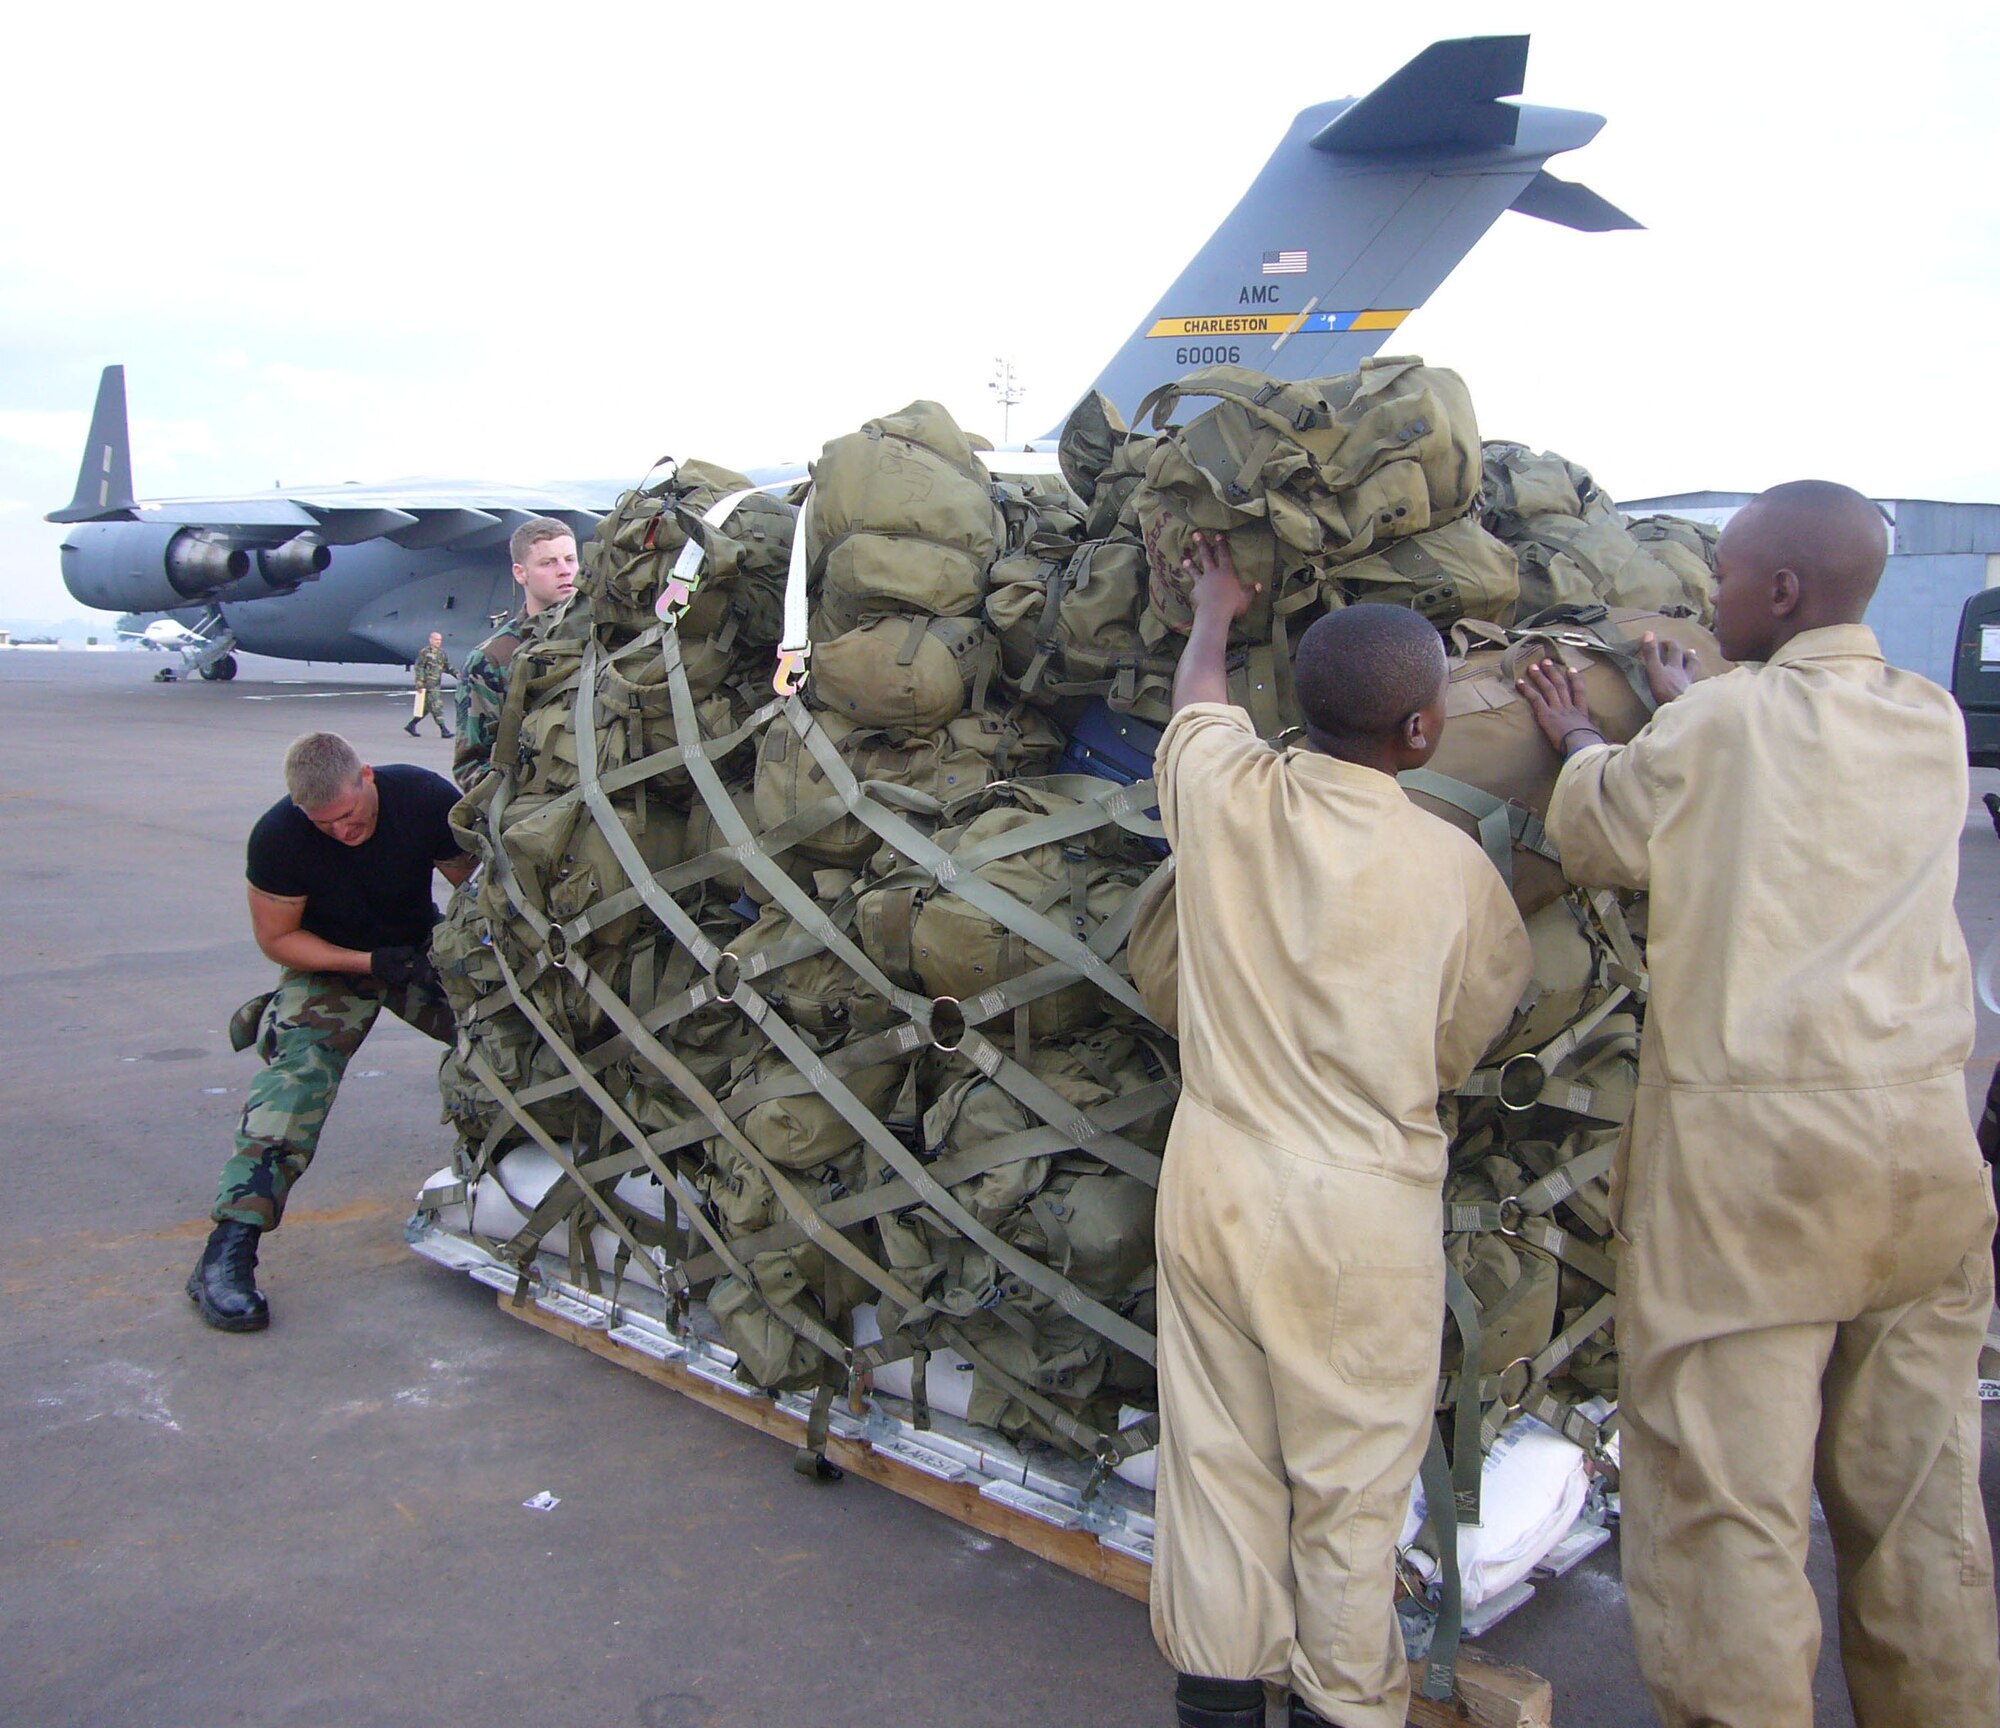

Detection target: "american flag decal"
[1262, 249, 1308, 276]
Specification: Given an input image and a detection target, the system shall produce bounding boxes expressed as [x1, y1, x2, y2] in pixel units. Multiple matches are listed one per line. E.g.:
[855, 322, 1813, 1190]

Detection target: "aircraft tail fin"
[48, 364, 136, 524]
[1066, 35, 1639, 431]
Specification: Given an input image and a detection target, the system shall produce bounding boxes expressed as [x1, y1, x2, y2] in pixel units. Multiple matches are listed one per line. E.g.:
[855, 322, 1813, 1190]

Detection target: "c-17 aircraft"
[52, 35, 1635, 681]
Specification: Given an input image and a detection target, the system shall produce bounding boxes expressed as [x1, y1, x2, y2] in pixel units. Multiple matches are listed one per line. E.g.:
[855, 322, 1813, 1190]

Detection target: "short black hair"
[1294, 603, 1447, 742]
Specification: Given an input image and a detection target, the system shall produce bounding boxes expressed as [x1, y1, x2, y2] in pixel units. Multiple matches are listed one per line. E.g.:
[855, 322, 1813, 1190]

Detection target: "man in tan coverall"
[1519, 479, 1999, 1727]
[1150, 532, 1531, 1728]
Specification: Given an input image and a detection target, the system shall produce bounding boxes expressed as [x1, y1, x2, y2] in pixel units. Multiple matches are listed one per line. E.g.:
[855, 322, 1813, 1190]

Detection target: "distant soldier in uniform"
[1148, 534, 1530, 1728]
[453, 517, 579, 791]
[1519, 480, 2000, 1728]
[405, 631, 453, 738]
[185, 732, 473, 1332]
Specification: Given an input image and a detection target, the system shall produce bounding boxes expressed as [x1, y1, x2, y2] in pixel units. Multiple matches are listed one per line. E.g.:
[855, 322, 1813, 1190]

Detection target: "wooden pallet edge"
[500, 1292, 1551, 1728]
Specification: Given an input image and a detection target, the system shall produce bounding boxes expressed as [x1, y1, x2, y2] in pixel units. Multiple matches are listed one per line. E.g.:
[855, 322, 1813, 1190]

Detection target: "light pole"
[989, 358, 1025, 446]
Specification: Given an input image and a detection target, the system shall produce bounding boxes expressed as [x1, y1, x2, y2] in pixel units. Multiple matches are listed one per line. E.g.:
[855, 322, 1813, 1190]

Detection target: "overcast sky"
[3, 0, 1996, 621]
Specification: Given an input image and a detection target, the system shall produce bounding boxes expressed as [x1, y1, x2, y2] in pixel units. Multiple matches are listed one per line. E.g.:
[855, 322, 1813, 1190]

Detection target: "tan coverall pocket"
[1328, 1266, 1438, 1385]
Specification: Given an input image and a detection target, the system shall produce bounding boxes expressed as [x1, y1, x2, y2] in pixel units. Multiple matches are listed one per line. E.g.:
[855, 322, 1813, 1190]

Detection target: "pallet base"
[502, 1292, 1553, 1728]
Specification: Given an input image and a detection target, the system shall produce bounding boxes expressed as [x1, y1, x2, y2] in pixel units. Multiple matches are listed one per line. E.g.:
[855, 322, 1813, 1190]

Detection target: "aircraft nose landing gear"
[198, 654, 238, 682]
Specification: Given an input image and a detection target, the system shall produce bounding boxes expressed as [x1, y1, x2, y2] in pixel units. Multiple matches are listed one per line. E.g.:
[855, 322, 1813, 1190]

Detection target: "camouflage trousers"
[212, 967, 455, 1229]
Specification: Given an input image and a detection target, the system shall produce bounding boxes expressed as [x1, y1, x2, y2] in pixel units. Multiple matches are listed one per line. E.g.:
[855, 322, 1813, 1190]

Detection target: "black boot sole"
[185, 1268, 270, 1332]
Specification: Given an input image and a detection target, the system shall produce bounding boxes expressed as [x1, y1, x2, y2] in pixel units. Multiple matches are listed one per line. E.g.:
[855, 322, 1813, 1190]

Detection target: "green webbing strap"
[677, 1079, 1180, 1283]
[949, 1028, 1163, 1186]
[527, 963, 1151, 1209]
[1479, 1305, 1620, 1455]
[459, 1042, 660, 1280]
[1586, 888, 1648, 990]
[1020, 546, 1077, 699]
[1418, 1421, 1464, 1702]
[638, 637, 1160, 1366]
[1518, 1388, 1620, 1459]
[568, 656, 930, 1330]
[933, 1320, 1133, 1466]
[1397, 767, 1563, 885]
[480, 942, 850, 1366]
[1529, 1292, 1616, 1386]
[1515, 1138, 1617, 1214]
[1516, 1220, 1619, 1295]
[946, 776, 1165, 866]
[1442, 1264, 1484, 1527]
[782, 697, 1150, 1020]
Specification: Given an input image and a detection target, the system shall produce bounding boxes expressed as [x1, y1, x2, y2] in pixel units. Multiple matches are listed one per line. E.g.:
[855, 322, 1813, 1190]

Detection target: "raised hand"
[1642, 632, 1702, 705]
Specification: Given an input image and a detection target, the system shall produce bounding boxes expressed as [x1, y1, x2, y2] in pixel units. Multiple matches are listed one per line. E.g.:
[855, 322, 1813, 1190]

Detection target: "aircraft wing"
[49, 373, 617, 549]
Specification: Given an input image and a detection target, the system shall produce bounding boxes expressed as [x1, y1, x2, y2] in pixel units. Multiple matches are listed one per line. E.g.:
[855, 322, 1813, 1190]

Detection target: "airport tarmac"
[4, 649, 1996, 1728]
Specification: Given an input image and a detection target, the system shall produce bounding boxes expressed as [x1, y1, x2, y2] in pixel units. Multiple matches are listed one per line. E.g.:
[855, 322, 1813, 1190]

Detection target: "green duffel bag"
[1057, 390, 1158, 541]
[1623, 514, 1718, 622]
[855, 781, 1154, 1038]
[1510, 514, 1713, 621]
[960, 1308, 1152, 1444]
[1444, 1227, 1561, 1382]
[986, 538, 1181, 713]
[583, 459, 794, 638]
[753, 709, 1062, 868]
[1479, 441, 1613, 529]
[721, 905, 895, 1038]
[1322, 509, 1520, 626]
[717, 1046, 906, 1172]
[808, 400, 1006, 634]
[492, 789, 690, 954]
[708, 1237, 869, 1393]
[432, 881, 502, 1021]
[809, 613, 995, 732]
[924, 1026, 1176, 1229]
[1131, 356, 1483, 630]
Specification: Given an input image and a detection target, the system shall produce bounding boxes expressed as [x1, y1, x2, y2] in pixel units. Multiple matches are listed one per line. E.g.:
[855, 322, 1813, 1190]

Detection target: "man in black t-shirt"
[186, 731, 473, 1333]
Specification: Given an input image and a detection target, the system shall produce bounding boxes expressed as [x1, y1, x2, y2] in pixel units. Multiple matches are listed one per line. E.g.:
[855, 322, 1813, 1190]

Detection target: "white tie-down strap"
[654, 480, 799, 625]
[774, 487, 813, 697]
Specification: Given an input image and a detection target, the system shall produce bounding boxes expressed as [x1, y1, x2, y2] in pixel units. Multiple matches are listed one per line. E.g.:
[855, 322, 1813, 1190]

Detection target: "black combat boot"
[1174, 1673, 1266, 1727]
[404, 719, 420, 737]
[185, 1220, 270, 1331]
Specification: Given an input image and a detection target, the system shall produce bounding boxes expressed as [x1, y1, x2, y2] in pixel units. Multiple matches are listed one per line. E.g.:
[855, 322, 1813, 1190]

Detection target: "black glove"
[371, 945, 440, 994]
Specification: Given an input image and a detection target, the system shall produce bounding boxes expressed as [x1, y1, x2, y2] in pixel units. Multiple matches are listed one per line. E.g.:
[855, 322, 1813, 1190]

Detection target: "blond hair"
[510, 516, 576, 565]
[284, 732, 365, 810]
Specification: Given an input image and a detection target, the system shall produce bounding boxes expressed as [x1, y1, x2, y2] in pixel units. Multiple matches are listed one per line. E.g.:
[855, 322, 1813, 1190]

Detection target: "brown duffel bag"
[1406, 605, 1725, 914]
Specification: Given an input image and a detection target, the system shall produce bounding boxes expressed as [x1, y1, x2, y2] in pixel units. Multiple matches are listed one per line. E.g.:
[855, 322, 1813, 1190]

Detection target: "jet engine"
[257, 536, 331, 593]
[165, 530, 251, 599]
[58, 520, 330, 612]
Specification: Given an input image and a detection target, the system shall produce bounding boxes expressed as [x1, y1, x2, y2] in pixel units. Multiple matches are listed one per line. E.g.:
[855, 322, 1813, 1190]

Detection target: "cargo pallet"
[412, 1219, 1554, 1728]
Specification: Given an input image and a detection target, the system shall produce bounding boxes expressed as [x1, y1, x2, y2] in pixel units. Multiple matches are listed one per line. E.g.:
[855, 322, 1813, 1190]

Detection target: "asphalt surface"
[3, 649, 1996, 1728]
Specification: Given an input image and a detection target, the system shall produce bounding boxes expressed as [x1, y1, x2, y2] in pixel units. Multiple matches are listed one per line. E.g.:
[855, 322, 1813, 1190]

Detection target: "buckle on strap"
[774, 646, 811, 698]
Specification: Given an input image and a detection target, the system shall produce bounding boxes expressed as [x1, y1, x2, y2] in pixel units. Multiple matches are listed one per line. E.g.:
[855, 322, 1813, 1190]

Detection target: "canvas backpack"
[807, 400, 1007, 634]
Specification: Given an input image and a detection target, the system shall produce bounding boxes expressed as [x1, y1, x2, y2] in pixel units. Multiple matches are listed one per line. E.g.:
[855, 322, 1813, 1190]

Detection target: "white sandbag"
[851, 1304, 977, 1421]
[1112, 1405, 1158, 1491]
[417, 1167, 470, 1234]
[1400, 1414, 1591, 1609]
[470, 1147, 565, 1239]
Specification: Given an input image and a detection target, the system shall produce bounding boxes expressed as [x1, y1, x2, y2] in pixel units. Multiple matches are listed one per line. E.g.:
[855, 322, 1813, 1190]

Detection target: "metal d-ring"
[928, 996, 966, 1054]
[1496, 1051, 1548, 1113]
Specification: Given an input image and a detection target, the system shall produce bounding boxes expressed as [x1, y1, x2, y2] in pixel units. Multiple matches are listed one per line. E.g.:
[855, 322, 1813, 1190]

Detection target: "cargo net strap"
[461, 612, 1170, 1471]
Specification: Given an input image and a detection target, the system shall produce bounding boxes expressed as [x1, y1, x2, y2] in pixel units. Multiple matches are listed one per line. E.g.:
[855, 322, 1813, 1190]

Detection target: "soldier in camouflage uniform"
[405, 631, 453, 737]
[453, 517, 579, 791]
[187, 731, 473, 1332]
